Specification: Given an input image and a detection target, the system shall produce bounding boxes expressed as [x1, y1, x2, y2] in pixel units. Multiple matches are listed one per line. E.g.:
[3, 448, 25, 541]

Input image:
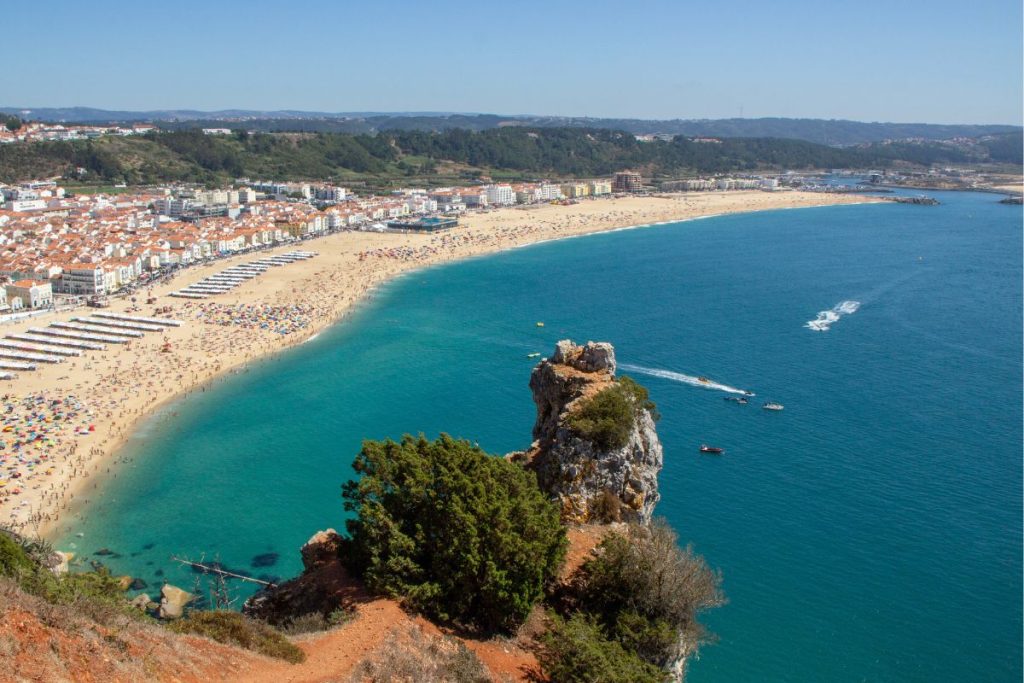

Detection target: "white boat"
[762, 401, 784, 411]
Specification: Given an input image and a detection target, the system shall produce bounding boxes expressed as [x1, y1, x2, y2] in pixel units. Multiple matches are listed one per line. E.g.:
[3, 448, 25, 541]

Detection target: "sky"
[4, 0, 1021, 124]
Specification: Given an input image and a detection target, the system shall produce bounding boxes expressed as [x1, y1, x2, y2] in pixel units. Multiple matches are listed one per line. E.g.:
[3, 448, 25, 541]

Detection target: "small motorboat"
[697, 376, 710, 383]
[699, 444, 724, 454]
[535, 322, 545, 327]
[526, 352, 541, 359]
[724, 396, 748, 405]
[762, 401, 784, 411]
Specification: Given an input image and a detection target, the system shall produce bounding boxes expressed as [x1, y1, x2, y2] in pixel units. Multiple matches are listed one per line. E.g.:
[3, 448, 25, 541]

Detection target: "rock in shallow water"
[251, 552, 279, 568]
[159, 584, 194, 619]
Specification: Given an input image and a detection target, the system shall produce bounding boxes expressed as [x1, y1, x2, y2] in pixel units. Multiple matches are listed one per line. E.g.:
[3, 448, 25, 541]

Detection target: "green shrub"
[0, 532, 34, 578]
[1, 528, 145, 626]
[565, 375, 658, 451]
[341, 434, 567, 633]
[611, 610, 680, 666]
[618, 375, 660, 420]
[170, 611, 305, 663]
[575, 520, 725, 665]
[36, 569, 124, 605]
[538, 612, 668, 683]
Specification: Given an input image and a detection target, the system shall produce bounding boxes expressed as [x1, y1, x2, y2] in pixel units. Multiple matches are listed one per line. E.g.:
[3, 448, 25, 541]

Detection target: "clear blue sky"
[5, 0, 1021, 124]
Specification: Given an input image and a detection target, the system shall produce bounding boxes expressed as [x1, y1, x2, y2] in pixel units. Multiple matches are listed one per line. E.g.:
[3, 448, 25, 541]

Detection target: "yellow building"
[561, 182, 591, 199]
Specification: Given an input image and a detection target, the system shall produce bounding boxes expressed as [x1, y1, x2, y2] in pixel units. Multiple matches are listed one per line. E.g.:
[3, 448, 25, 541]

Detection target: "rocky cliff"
[514, 340, 663, 525]
[243, 529, 352, 625]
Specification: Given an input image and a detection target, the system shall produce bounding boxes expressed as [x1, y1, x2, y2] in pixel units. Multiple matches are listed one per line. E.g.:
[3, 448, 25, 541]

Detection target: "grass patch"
[349, 625, 489, 683]
[279, 607, 355, 635]
[169, 610, 305, 663]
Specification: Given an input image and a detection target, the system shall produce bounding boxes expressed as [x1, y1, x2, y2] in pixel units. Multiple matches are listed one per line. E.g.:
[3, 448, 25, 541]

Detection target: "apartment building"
[54, 265, 107, 296]
[484, 184, 516, 206]
[612, 172, 643, 193]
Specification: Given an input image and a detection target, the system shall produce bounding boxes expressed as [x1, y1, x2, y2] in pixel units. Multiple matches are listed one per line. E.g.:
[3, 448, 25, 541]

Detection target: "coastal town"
[0, 170, 790, 314]
[0, 119, 158, 144]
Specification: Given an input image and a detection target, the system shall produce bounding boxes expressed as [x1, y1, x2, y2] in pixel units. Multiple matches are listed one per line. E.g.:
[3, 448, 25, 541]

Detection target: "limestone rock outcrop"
[159, 584, 194, 619]
[518, 340, 663, 525]
[243, 529, 356, 626]
[301, 528, 344, 570]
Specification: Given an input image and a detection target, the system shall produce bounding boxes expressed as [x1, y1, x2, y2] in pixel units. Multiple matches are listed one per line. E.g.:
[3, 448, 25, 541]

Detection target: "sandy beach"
[0, 190, 883, 538]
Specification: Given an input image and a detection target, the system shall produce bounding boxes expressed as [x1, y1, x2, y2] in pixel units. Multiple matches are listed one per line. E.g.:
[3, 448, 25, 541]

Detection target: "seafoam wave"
[619, 363, 754, 396]
[805, 300, 861, 332]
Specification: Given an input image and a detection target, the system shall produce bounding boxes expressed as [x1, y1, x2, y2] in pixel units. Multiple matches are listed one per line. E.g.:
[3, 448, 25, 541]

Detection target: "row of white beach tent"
[169, 251, 318, 300]
[0, 312, 183, 378]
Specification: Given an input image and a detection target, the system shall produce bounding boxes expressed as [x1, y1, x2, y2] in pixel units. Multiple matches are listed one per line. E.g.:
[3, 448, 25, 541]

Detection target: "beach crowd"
[191, 302, 316, 336]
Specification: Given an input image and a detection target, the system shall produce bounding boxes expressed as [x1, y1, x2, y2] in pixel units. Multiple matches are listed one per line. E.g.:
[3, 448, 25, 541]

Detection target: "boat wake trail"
[619, 363, 754, 396]
[805, 300, 860, 332]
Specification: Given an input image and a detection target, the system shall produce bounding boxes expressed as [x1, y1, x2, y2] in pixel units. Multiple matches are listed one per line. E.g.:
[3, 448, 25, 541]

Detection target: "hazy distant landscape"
[2, 107, 1020, 144]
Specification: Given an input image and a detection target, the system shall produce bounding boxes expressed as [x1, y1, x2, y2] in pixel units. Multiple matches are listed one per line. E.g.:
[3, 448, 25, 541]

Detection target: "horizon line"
[1, 106, 1020, 128]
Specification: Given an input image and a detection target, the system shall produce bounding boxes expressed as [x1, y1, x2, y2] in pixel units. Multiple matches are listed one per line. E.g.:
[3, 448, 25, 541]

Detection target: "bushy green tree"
[340, 434, 567, 632]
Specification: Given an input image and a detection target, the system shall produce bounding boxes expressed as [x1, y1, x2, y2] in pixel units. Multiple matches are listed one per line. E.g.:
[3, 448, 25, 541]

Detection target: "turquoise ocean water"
[56, 189, 1022, 681]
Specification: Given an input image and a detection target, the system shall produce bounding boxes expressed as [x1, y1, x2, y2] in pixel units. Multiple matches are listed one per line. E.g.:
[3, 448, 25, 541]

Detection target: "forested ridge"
[0, 127, 1018, 186]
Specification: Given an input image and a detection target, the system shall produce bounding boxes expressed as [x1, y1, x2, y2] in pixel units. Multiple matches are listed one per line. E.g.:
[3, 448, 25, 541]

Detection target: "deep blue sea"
[56, 189, 1022, 682]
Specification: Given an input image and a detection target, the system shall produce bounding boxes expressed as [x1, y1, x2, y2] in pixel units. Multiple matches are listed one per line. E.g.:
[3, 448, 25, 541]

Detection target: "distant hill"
[1, 107, 1019, 145]
[2, 126, 1017, 187]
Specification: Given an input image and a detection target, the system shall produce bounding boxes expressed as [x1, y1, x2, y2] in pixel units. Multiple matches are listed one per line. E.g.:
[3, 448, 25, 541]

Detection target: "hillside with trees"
[0, 126, 1018, 187]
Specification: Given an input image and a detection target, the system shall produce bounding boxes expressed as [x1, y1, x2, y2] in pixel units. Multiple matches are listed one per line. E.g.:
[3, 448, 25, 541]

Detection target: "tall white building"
[153, 198, 192, 217]
[314, 186, 348, 202]
[484, 184, 516, 206]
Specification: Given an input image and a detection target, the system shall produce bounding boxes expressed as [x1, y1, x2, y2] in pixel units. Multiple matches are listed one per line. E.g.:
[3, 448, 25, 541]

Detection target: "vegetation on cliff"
[1, 526, 305, 664]
[1, 528, 143, 624]
[169, 610, 305, 663]
[340, 434, 567, 633]
[564, 375, 658, 451]
[541, 521, 725, 681]
[540, 612, 669, 683]
[574, 522, 725, 660]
